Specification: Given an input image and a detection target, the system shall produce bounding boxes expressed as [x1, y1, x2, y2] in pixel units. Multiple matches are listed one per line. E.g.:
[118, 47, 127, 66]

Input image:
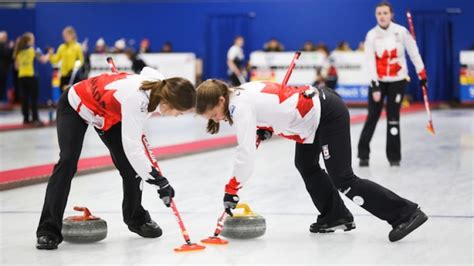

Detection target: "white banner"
[89, 53, 197, 85]
[331, 51, 370, 85]
[249, 51, 370, 102]
[249, 51, 326, 85]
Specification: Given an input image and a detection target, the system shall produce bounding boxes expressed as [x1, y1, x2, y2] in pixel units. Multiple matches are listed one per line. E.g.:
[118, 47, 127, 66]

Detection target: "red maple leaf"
[74, 72, 129, 130]
[260, 82, 313, 118]
[376, 49, 402, 78]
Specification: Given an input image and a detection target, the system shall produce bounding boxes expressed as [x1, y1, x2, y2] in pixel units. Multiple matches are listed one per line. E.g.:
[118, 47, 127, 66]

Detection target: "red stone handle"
[67, 206, 99, 221]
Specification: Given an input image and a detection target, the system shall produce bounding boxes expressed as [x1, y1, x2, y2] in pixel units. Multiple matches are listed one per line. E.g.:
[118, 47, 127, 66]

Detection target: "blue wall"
[0, 8, 35, 38]
[1, 0, 473, 103]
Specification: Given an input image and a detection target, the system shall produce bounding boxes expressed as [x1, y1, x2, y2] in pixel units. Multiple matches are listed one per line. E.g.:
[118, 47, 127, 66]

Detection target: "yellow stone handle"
[234, 203, 255, 217]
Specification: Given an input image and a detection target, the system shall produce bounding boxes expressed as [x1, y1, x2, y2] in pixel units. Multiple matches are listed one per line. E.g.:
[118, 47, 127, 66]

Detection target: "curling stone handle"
[235, 203, 255, 216]
[73, 206, 93, 219]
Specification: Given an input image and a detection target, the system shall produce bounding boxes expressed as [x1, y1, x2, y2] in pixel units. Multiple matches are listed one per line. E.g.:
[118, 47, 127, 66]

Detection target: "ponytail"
[14, 32, 33, 59]
[207, 119, 220, 134]
[140, 77, 195, 113]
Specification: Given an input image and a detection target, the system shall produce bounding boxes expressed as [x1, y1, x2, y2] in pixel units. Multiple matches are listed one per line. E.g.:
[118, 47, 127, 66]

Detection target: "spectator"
[335, 41, 352, 51]
[80, 38, 91, 80]
[314, 42, 329, 55]
[314, 43, 338, 90]
[113, 38, 126, 53]
[356, 41, 365, 51]
[313, 68, 325, 88]
[227, 36, 246, 86]
[302, 41, 315, 52]
[94, 38, 108, 53]
[0, 31, 14, 102]
[14, 32, 49, 125]
[125, 48, 147, 74]
[263, 37, 284, 52]
[160, 41, 173, 53]
[12, 37, 21, 103]
[48, 26, 84, 91]
[139, 38, 151, 53]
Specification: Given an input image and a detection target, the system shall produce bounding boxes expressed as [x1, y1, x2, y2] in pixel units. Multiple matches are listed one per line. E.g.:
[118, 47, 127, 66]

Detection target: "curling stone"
[62, 206, 107, 243]
[220, 203, 266, 239]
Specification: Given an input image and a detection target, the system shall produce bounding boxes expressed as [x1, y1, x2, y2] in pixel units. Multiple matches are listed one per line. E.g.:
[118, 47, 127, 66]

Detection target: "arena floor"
[0, 108, 473, 265]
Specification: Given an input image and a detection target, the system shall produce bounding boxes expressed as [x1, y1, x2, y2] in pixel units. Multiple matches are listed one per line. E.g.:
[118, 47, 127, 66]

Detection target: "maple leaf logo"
[260, 82, 313, 118]
[74, 72, 129, 130]
[376, 49, 402, 78]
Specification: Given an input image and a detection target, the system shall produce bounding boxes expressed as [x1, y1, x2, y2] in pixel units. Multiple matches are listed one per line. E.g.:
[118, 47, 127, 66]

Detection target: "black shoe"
[389, 161, 400, 167]
[310, 216, 356, 233]
[389, 208, 428, 242]
[359, 159, 369, 167]
[128, 220, 163, 238]
[32, 120, 45, 127]
[36, 236, 59, 250]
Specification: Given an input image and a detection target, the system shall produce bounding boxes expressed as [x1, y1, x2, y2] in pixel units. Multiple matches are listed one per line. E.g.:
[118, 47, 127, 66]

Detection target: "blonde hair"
[63, 26, 77, 41]
[195, 79, 234, 134]
[140, 77, 196, 113]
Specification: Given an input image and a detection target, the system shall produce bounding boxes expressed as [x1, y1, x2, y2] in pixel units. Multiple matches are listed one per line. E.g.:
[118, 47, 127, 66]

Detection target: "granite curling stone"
[62, 206, 107, 243]
[221, 203, 266, 239]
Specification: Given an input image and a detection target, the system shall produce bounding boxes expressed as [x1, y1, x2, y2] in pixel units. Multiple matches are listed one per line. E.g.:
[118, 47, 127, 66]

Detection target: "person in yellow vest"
[14, 32, 49, 125]
[48, 26, 84, 91]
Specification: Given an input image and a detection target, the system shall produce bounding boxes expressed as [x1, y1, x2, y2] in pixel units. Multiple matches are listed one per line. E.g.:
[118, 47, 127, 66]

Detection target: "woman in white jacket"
[358, 1, 427, 167]
[195, 79, 427, 243]
[36, 67, 195, 250]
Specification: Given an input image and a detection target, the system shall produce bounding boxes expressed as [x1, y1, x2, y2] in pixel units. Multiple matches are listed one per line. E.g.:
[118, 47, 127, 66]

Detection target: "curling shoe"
[128, 220, 163, 238]
[389, 208, 427, 242]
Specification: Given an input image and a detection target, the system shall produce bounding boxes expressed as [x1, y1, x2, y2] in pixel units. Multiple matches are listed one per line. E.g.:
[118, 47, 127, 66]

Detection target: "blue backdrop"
[0, 0, 472, 103]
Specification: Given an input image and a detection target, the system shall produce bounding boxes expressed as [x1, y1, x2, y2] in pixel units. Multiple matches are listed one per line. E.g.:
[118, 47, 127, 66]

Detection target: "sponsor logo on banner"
[460, 51, 474, 103]
[335, 85, 369, 102]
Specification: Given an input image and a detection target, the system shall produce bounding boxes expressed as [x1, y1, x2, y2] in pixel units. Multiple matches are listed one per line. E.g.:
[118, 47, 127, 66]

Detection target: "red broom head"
[201, 237, 229, 245]
[173, 243, 206, 252]
[426, 122, 435, 135]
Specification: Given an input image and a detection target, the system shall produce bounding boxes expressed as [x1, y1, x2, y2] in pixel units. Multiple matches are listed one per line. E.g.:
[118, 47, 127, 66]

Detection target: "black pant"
[294, 88, 417, 226]
[60, 72, 83, 92]
[18, 77, 39, 122]
[229, 73, 243, 86]
[358, 80, 407, 162]
[0, 71, 7, 101]
[36, 90, 150, 242]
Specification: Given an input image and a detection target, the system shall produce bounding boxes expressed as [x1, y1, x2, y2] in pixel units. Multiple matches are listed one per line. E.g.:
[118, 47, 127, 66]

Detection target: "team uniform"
[37, 67, 167, 245]
[226, 81, 425, 239]
[49, 41, 84, 90]
[358, 22, 426, 163]
[16, 46, 40, 123]
[227, 44, 245, 86]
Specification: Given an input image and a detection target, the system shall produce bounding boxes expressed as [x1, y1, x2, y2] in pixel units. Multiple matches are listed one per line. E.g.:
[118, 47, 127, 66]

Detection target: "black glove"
[147, 167, 175, 207]
[158, 184, 175, 207]
[370, 80, 381, 93]
[420, 78, 427, 88]
[223, 193, 240, 216]
[256, 128, 273, 141]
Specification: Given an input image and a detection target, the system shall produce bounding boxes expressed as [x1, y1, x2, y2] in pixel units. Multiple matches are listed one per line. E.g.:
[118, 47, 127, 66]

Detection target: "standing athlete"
[358, 1, 427, 167]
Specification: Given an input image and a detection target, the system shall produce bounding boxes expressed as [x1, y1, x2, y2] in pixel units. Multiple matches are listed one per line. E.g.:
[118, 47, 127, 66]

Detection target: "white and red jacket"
[68, 67, 164, 183]
[365, 22, 426, 84]
[228, 81, 322, 186]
